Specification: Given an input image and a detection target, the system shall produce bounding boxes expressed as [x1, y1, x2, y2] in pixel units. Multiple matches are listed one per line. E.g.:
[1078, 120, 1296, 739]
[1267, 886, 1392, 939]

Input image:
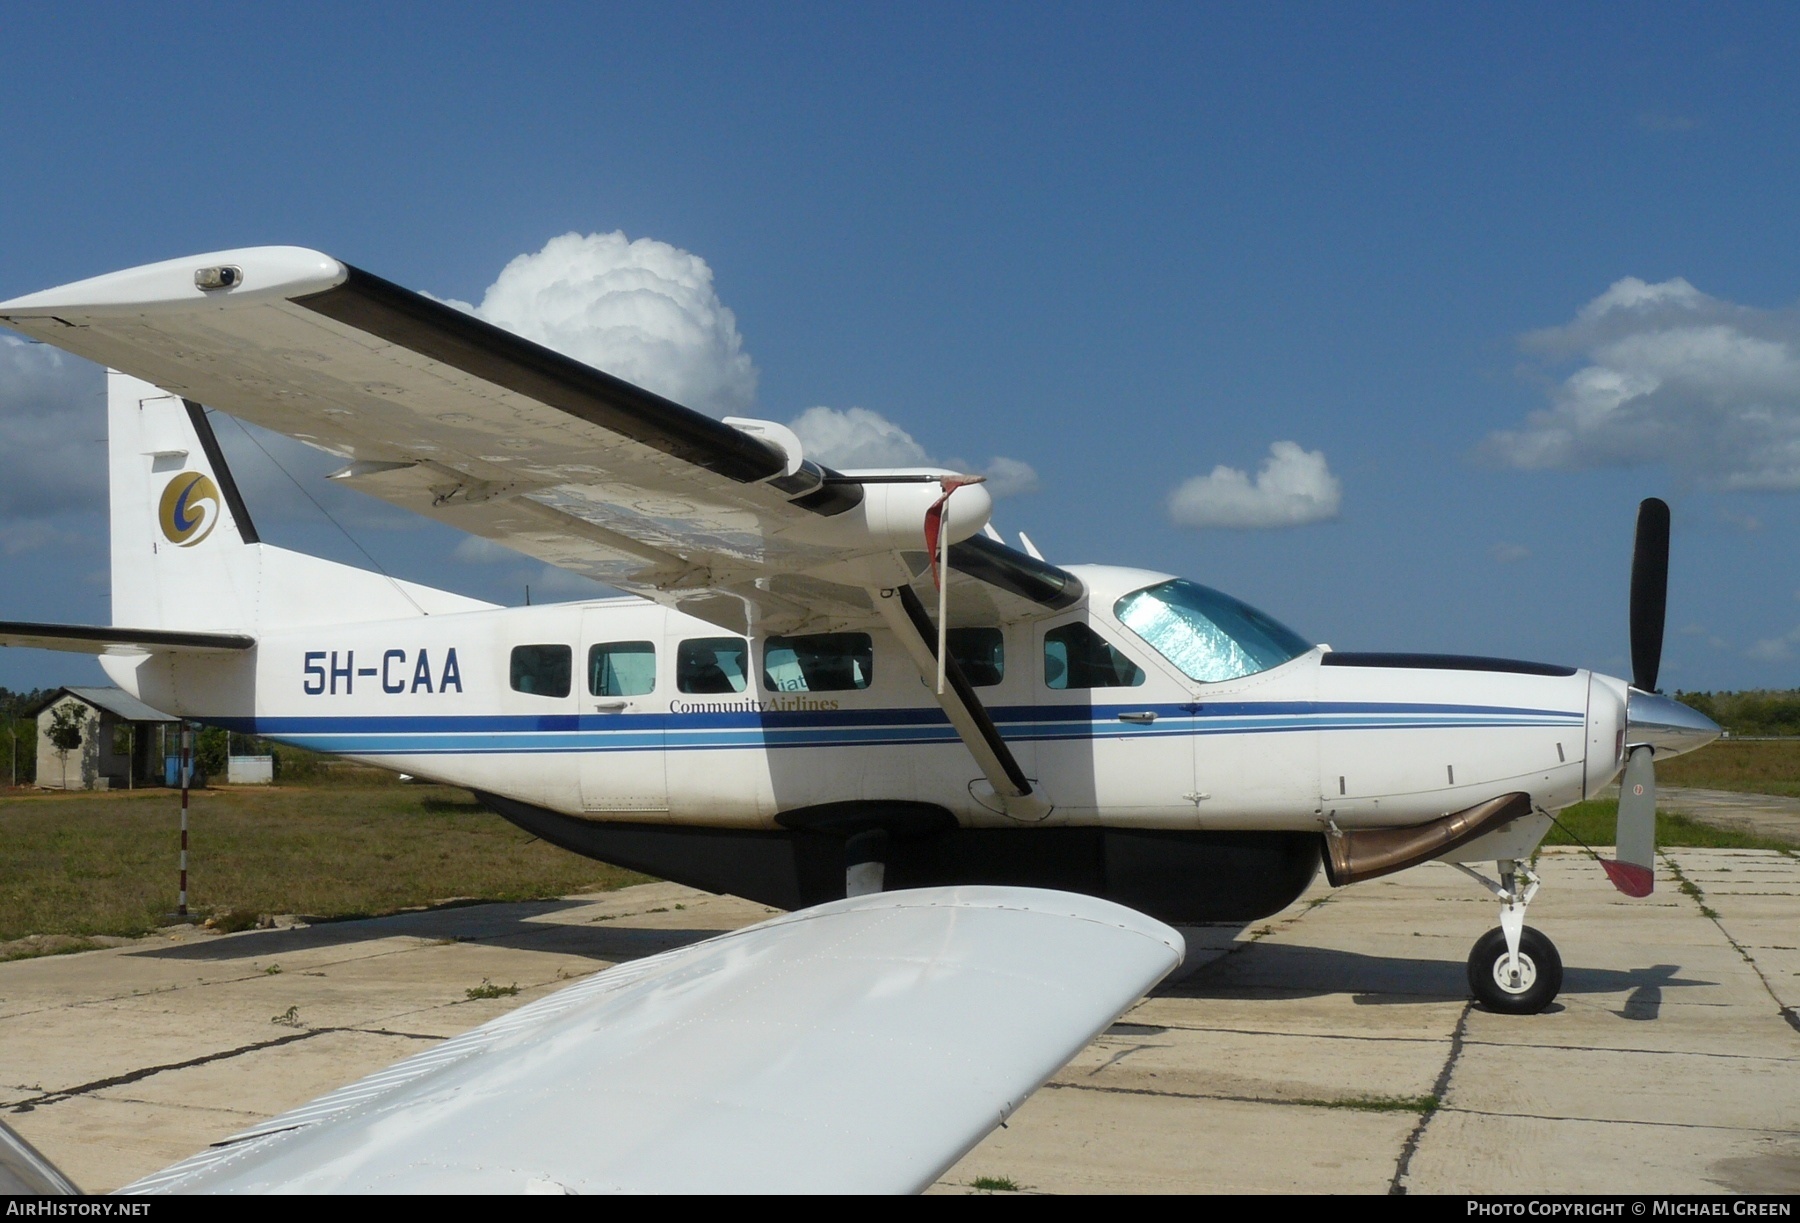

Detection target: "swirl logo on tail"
[158, 473, 222, 547]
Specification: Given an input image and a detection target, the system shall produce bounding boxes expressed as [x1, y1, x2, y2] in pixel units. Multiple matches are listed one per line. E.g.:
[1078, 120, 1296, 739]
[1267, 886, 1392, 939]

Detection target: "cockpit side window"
[949, 627, 1004, 687]
[1114, 579, 1311, 683]
[1044, 622, 1145, 690]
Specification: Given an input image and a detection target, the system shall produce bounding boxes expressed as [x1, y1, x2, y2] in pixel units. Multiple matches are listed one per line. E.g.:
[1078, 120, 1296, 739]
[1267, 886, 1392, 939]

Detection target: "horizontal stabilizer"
[0, 621, 255, 656]
[123, 887, 1183, 1195]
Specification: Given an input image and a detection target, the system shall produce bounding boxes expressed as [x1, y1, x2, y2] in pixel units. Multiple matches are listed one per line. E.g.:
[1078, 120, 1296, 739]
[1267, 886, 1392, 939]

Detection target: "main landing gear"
[1451, 858, 1564, 1014]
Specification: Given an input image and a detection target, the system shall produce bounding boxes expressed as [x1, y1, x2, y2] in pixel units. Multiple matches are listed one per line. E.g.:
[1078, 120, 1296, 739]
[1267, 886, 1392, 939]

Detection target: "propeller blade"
[1629, 497, 1670, 693]
[1605, 744, 1656, 897]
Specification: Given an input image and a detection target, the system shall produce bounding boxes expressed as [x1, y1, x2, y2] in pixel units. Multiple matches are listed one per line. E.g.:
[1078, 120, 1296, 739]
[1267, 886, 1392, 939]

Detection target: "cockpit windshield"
[1114, 579, 1312, 683]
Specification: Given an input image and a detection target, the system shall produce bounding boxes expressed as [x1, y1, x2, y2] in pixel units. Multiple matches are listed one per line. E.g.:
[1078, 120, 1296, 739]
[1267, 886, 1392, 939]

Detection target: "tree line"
[1675, 690, 1800, 738]
[0, 687, 52, 786]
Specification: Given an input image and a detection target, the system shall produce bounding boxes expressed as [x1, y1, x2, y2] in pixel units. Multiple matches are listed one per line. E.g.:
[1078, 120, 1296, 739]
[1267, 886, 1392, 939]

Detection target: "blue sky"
[3, 3, 1799, 692]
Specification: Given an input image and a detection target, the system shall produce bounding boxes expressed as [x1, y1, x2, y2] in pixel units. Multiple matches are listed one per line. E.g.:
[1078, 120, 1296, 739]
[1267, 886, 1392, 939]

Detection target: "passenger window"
[677, 637, 749, 694]
[510, 644, 572, 698]
[762, 633, 873, 692]
[948, 627, 1004, 687]
[589, 641, 656, 697]
[1044, 623, 1145, 690]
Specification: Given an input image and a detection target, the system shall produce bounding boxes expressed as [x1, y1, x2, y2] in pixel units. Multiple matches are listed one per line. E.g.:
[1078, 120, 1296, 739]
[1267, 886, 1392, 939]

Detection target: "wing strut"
[872, 586, 1051, 821]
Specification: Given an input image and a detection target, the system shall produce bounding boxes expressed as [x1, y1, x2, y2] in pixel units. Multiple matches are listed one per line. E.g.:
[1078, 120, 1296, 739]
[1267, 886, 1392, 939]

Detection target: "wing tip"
[0, 247, 347, 315]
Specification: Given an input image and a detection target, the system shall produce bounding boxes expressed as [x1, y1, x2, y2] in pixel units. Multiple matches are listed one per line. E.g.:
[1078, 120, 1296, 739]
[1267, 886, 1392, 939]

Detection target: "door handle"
[593, 700, 629, 712]
[1117, 711, 1157, 724]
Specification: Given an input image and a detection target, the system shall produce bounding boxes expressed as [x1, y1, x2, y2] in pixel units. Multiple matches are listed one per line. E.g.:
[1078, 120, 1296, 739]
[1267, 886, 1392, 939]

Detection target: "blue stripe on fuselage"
[210, 700, 1584, 757]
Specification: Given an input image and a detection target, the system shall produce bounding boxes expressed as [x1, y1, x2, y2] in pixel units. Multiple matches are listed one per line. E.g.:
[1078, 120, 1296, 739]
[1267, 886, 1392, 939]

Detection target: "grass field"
[0, 781, 647, 957]
[1656, 737, 1800, 798]
[1542, 798, 1796, 852]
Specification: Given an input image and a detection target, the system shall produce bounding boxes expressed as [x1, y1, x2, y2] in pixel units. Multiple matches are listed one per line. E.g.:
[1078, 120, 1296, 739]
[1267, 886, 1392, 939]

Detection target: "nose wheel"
[1451, 857, 1563, 1014]
[1467, 924, 1562, 1014]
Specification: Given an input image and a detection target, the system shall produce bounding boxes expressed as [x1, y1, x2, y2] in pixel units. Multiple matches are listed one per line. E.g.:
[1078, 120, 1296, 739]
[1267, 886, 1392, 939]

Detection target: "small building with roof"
[29, 686, 179, 791]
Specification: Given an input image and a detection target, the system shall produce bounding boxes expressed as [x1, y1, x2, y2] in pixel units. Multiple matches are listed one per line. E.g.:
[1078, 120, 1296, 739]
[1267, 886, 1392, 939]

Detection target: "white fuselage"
[103, 564, 1626, 834]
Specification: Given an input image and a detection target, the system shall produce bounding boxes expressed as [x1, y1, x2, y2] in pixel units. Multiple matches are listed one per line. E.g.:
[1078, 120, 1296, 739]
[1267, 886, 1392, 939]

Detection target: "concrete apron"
[1, 849, 1795, 1195]
[1657, 786, 1800, 849]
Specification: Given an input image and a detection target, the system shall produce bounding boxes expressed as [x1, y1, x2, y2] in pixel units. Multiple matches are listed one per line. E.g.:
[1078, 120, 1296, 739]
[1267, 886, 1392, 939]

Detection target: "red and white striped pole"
[178, 724, 191, 918]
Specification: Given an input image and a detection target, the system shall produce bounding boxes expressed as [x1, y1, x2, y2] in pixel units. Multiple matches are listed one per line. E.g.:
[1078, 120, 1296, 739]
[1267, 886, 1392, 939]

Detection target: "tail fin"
[109, 372, 258, 631]
[108, 371, 492, 633]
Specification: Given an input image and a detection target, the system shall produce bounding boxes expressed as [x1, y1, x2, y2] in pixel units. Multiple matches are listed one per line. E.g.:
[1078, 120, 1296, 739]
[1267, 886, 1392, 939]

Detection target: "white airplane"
[0, 247, 1721, 1018]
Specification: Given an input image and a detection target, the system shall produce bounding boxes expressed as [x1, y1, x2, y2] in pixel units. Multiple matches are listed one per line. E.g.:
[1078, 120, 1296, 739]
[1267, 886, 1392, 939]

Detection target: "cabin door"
[577, 606, 668, 820]
[1031, 613, 1198, 823]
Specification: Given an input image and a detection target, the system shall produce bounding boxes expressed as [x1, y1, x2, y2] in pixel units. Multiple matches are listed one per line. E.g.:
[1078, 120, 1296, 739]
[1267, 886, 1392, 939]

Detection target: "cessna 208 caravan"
[0, 246, 1721, 1016]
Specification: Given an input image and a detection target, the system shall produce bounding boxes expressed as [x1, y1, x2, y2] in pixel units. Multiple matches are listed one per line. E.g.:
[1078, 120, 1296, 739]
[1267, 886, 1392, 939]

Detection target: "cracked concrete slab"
[1403, 1112, 1800, 1195]
[1055, 1020, 1450, 1106]
[1442, 1038, 1800, 1129]
[79, 1029, 432, 1114]
[933, 1087, 1418, 1194]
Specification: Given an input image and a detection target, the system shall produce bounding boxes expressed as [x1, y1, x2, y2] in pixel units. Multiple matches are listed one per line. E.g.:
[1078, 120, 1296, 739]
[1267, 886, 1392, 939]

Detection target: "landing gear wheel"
[1467, 925, 1562, 1014]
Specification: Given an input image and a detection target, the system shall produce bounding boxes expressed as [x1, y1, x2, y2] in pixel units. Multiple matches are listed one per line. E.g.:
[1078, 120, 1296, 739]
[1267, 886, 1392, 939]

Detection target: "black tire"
[1467, 925, 1562, 1014]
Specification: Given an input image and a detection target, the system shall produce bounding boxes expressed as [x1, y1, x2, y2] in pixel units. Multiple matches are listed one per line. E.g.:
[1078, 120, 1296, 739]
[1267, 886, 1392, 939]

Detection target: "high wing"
[92, 887, 1181, 1195]
[0, 248, 1075, 635]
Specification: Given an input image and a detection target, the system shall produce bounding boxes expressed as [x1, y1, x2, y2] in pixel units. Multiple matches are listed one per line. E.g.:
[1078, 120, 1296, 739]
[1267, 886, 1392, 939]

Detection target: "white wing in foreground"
[121, 887, 1182, 1195]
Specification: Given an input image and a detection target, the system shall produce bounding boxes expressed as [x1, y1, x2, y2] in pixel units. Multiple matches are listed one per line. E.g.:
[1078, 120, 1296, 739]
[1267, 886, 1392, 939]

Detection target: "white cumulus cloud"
[451, 236, 1039, 495]
[975, 455, 1041, 499]
[1166, 441, 1342, 529]
[447, 231, 758, 417]
[788, 405, 1040, 497]
[789, 406, 927, 468]
[1482, 277, 1800, 490]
